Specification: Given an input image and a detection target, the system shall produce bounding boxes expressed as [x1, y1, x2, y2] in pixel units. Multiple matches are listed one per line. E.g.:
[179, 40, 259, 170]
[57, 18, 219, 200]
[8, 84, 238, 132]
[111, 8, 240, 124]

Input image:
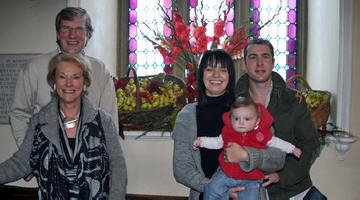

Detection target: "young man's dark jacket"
[235, 71, 320, 199]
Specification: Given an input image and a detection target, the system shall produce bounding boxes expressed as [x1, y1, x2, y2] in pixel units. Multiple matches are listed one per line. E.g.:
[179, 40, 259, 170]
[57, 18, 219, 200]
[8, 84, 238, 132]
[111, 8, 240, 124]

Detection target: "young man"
[228, 38, 321, 199]
[9, 7, 118, 147]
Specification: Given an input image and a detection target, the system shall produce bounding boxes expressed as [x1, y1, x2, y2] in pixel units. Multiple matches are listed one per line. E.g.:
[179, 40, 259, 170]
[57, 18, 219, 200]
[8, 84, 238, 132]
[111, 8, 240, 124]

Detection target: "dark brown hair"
[197, 49, 235, 107]
[230, 97, 259, 117]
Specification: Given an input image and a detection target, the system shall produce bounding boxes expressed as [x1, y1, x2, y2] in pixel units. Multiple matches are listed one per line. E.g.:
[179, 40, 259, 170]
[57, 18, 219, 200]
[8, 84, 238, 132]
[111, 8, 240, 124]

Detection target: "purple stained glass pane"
[164, 24, 171, 37]
[129, 38, 137, 51]
[167, 10, 172, 20]
[226, 22, 234, 36]
[251, 9, 260, 23]
[164, 56, 171, 65]
[287, 39, 296, 52]
[190, 0, 196, 8]
[286, 69, 296, 83]
[129, 24, 137, 38]
[227, 8, 234, 21]
[288, 24, 296, 39]
[164, 0, 172, 9]
[288, 10, 296, 23]
[287, 53, 296, 66]
[129, 53, 136, 66]
[250, 0, 260, 9]
[251, 24, 260, 34]
[129, 10, 137, 23]
[289, 0, 296, 9]
[129, 0, 137, 10]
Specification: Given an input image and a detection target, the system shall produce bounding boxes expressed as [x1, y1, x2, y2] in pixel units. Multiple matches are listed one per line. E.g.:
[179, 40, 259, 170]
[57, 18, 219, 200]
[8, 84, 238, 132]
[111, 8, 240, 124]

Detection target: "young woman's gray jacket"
[0, 97, 127, 199]
[172, 103, 285, 200]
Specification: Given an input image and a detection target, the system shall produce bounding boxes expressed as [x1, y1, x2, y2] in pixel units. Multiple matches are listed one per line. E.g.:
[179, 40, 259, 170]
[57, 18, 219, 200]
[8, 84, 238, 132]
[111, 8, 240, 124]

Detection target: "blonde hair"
[47, 53, 91, 96]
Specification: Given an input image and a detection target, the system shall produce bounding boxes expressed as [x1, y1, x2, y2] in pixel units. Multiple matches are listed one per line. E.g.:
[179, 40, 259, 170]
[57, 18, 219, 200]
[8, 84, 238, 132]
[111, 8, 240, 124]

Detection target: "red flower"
[214, 19, 226, 38]
[194, 26, 208, 53]
[142, 3, 265, 103]
[186, 74, 196, 87]
[174, 14, 190, 49]
[164, 65, 173, 74]
[167, 56, 175, 65]
[172, 45, 182, 57]
[224, 28, 250, 57]
[173, 13, 184, 24]
[186, 63, 195, 73]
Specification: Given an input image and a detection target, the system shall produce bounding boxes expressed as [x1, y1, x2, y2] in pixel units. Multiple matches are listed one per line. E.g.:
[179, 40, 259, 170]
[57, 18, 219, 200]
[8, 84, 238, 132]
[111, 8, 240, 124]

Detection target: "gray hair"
[55, 7, 93, 45]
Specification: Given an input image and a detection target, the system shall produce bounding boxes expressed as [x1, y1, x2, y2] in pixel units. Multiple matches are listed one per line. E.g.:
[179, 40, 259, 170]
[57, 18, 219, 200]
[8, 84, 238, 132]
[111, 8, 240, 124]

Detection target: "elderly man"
[9, 7, 118, 147]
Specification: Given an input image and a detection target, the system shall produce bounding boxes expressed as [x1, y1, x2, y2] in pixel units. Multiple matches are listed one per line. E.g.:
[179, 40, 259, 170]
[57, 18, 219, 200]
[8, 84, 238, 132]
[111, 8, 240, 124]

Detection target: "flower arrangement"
[142, 1, 268, 103]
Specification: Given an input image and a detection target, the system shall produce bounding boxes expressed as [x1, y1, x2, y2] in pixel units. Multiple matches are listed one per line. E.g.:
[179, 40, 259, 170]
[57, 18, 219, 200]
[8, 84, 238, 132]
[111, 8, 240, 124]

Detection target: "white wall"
[307, 0, 360, 199]
[78, 0, 119, 76]
[0, 0, 64, 54]
[119, 134, 188, 196]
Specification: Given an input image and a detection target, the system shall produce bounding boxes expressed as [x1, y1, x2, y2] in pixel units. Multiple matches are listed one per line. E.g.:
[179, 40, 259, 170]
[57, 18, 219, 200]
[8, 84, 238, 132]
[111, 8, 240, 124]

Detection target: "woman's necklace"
[60, 109, 80, 129]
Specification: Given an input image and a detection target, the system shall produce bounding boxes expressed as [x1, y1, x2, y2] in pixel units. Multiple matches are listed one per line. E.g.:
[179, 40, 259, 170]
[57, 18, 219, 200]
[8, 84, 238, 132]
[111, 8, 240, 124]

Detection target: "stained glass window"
[128, 0, 172, 76]
[189, 0, 234, 44]
[250, 0, 297, 80]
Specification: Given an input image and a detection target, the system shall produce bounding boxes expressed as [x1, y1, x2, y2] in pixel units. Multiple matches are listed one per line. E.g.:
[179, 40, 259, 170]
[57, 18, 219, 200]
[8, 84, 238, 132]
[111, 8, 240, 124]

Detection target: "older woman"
[172, 49, 285, 200]
[0, 53, 127, 199]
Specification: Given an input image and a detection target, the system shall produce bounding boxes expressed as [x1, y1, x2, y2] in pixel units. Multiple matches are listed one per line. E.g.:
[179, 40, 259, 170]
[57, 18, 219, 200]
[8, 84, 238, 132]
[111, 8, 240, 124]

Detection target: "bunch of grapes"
[303, 91, 326, 112]
[115, 78, 183, 111]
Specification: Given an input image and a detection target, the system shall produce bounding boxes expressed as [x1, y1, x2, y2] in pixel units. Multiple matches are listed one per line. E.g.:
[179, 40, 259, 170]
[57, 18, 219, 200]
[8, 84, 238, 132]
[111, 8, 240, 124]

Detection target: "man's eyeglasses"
[60, 26, 86, 34]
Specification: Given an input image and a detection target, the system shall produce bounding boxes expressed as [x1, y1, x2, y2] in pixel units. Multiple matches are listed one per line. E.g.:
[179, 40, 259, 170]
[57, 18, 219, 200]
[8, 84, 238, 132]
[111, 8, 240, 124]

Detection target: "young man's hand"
[224, 142, 249, 163]
[262, 172, 280, 187]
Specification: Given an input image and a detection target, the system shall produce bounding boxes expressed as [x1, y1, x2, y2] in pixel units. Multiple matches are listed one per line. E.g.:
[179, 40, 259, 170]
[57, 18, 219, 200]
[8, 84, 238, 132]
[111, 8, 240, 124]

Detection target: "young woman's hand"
[192, 137, 202, 150]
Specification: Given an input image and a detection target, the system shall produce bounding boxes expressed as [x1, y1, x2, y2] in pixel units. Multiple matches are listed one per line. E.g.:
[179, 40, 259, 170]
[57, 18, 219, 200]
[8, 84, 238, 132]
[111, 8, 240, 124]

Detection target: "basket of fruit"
[114, 67, 186, 136]
[286, 75, 331, 130]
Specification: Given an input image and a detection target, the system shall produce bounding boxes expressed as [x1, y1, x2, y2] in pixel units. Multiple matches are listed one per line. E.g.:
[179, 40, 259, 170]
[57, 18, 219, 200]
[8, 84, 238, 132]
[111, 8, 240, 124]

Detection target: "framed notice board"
[0, 54, 39, 124]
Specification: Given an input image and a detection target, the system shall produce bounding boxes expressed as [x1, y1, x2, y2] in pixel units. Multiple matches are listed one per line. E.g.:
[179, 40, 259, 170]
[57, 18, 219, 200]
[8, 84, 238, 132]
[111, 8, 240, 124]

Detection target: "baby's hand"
[193, 138, 202, 150]
[292, 147, 302, 158]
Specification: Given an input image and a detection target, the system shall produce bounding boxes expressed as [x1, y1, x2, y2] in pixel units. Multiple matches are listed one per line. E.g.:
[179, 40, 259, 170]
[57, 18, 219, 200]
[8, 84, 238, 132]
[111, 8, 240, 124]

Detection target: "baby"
[193, 97, 301, 200]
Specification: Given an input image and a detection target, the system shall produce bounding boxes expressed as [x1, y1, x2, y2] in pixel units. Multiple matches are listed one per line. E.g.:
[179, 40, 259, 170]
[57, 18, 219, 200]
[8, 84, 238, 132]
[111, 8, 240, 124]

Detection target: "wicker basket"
[286, 75, 331, 130]
[114, 67, 186, 136]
